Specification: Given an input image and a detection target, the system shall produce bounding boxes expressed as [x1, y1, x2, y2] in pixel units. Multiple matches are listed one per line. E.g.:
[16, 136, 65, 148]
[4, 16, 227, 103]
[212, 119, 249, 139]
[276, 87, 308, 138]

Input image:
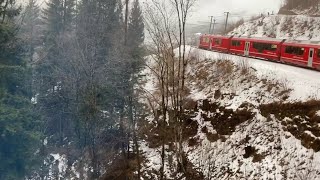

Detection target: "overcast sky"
[19, 0, 283, 26]
[189, 0, 283, 24]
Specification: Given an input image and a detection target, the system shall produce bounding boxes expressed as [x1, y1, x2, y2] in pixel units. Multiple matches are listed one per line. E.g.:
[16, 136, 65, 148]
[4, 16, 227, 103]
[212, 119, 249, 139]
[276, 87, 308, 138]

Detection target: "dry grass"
[215, 60, 234, 76]
[237, 57, 251, 75]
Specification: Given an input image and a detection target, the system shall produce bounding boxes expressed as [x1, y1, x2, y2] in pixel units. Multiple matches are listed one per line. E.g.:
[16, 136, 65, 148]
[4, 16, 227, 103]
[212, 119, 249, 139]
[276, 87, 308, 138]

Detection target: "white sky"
[189, 0, 283, 24]
[19, 0, 283, 25]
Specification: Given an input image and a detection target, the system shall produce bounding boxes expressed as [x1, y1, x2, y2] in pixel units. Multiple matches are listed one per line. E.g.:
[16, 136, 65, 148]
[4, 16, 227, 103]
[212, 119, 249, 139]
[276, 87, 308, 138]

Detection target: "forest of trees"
[0, 0, 198, 178]
[1, 0, 145, 179]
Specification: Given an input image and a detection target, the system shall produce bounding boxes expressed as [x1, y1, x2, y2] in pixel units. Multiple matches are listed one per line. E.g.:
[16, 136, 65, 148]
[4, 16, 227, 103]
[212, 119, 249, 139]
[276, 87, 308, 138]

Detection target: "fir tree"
[127, 0, 145, 75]
[35, 0, 76, 146]
[20, 0, 42, 63]
[0, 1, 41, 179]
[128, 0, 144, 49]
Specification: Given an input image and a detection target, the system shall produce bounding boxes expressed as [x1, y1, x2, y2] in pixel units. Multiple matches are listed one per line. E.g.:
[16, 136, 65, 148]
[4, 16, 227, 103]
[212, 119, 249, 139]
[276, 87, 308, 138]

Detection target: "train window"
[205, 37, 210, 43]
[202, 37, 210, 43]
[215, 39, 222, 45]
[285, 46, 304, 56]
[232, 40, 241, 46]
[317, 49, 320, 58]
[252, 42, 277, 52]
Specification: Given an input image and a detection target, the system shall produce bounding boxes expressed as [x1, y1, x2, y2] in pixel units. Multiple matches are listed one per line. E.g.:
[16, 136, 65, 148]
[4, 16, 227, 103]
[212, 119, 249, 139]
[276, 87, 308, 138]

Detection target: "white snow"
[188, 46, 320, 102]
[49, 153, 68, 179]
[230, 15, 320, 41]
[185, 112, 320, 180]
[31, 93, 39, 104]
[139, 44, 320, 179]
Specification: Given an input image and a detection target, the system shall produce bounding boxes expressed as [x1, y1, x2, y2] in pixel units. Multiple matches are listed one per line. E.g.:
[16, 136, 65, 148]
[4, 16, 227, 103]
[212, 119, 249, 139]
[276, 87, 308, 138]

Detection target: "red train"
[199, 35, 320, 70]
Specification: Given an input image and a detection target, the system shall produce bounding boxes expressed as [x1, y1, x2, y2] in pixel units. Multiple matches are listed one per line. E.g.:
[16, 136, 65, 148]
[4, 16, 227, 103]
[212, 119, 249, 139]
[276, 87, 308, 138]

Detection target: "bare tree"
[144, 0, 196, 178]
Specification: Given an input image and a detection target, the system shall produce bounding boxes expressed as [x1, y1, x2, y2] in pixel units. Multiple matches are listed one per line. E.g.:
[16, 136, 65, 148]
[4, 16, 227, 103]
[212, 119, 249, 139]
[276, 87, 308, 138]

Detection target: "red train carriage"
[199, 34, 213, 50]
[281, 40, 320, 69]
[247, 37, 284, 61]
[198, 34, 320, 70]
[229, 37, 247, 55]
[229, 36, 284, 61]
[210, 35, 233, 53]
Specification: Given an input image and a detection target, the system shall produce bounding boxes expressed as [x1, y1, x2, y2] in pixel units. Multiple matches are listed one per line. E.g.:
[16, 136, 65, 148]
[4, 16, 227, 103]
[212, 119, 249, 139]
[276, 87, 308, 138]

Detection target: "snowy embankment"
[139, 46, 320, 179]
[230, 15, 320, 41]
[191, 47, 320, 103]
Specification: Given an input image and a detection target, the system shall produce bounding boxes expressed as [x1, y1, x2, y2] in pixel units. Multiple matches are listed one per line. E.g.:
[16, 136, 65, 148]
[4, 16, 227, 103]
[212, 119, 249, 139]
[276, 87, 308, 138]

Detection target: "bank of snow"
[230, 15, 320, 41]
[139, 46, 320, 179]
[190, 46, 320, 102]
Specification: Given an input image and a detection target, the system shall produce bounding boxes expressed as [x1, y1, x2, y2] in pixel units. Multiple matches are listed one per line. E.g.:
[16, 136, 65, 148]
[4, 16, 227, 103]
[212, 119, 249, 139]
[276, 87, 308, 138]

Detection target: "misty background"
[188, 0, 282, 34]
[18, 0, 282, 35]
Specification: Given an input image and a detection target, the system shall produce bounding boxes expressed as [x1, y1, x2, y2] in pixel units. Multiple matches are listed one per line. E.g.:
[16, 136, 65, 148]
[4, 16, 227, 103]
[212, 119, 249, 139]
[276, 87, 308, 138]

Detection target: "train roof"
[200, 34, 233, 38]
[283, 39, 320, 47]
[232, 36, 284, 43]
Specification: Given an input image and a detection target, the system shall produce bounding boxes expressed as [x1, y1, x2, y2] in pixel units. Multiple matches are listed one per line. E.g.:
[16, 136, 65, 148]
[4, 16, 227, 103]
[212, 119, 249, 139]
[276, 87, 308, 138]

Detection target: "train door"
[308, 48, 314, 67]
[209, 38, 212, 50]
[244, 42, 250, 56]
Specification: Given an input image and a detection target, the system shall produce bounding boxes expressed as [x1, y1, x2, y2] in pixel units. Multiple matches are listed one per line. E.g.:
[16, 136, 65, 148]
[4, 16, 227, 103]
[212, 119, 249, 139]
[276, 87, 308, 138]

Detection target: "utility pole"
[224, 12, 230, 34]
[211, 18, 217, 34]
[208, 16, 217, 34]
[208, 16, 214, 34]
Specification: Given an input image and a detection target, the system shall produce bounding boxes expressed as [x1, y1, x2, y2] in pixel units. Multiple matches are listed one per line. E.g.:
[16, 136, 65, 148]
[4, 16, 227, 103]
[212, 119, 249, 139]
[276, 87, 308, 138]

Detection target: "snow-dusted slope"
[279, 4, 320, 16]
[229, 15, 320, 41]
[140, 46, 320, 179]
[190, 47, 320, 103]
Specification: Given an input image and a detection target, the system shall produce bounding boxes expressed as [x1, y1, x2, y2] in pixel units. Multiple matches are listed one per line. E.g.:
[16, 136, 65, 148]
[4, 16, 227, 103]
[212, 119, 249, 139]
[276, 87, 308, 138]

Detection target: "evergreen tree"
[128, 0, 144, 49]
[35, 0, 76, 146]
[0, 1, 41, 179]
[127, 0, 145, 73]
[43, 0, 76, 41]
[20, 0, 42, 63]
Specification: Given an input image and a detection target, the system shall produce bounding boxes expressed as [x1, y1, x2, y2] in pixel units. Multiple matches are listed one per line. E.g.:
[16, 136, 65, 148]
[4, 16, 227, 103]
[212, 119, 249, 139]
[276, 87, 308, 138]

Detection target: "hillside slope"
[139, 47, 320, 179]
[229, 15, 320, 41]
[279, 0, 320, 16]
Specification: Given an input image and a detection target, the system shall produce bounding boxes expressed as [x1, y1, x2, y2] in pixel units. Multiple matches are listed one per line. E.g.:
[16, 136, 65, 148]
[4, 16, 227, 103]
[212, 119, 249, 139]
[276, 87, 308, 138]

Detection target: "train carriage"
[229, 36, 284, 61]
[199, 34, 320, 71]
[199, 34, 213, 50]
[210, 35, 233, 53]
[248, 37, 284, 61]
[281, 40, 320, 69]
[229, 37, 247, 55]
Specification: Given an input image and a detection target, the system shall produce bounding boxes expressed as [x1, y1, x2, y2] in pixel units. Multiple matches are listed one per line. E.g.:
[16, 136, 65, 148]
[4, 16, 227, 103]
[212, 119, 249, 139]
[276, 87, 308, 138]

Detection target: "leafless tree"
[144, 0, 196, 178]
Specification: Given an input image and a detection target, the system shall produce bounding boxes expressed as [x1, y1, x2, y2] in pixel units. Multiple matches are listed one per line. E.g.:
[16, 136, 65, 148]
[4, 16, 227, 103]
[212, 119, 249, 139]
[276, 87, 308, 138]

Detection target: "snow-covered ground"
[230, 15, 320, 41]
[191, 47, 320, 102]
[139, 46, 320, 179]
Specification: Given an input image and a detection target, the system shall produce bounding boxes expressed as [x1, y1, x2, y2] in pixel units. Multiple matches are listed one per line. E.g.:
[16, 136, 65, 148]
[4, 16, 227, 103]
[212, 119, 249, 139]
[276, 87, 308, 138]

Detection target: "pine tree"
[43, 0, 76, 40]
[0, 1, 41, 179]
[20, 0, 42, 63]
[74, 0, 130, 177]
[126, 1, 145, 177]
[127, 0, 145, 72]
[128, 0, 144, 49]
[35, 0, 76, 146]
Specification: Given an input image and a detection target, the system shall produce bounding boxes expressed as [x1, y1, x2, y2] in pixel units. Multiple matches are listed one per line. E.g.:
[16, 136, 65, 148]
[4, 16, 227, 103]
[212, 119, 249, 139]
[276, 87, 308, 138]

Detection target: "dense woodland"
[0, 0, 196, 179]
[0, 0, 145, 179]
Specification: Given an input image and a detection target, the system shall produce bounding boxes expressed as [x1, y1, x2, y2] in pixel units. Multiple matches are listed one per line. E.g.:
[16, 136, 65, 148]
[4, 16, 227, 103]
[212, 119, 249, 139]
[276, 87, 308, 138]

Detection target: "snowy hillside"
[139, 47, 320, 179]
[229, 15, 320, 41]
[278, 1, 320, 16]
